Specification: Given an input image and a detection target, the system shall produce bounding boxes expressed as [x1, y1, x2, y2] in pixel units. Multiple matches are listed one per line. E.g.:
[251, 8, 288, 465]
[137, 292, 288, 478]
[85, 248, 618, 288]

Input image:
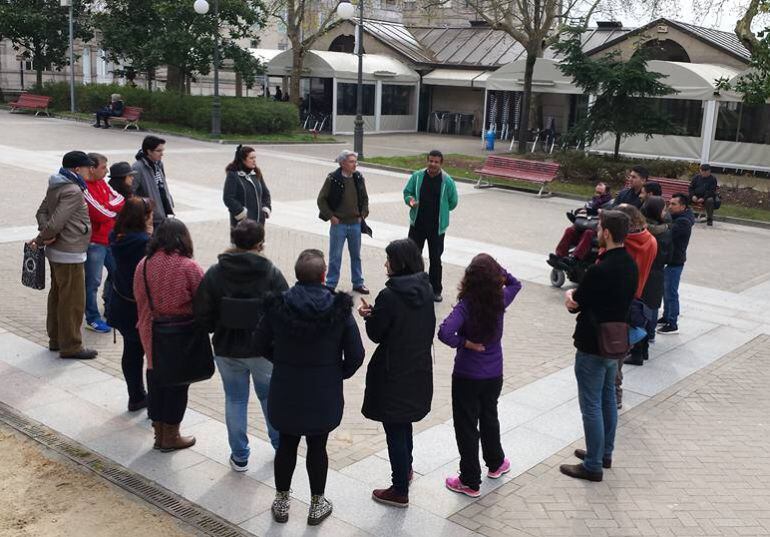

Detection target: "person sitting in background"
[549, 182, 611, 267]
[689, 164, 719, 226]
[94, 94, 125, 129]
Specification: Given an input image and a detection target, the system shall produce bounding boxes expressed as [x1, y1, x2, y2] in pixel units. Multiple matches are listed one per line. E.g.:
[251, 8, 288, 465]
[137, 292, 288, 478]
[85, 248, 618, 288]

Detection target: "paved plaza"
[1, 114, 770, 536]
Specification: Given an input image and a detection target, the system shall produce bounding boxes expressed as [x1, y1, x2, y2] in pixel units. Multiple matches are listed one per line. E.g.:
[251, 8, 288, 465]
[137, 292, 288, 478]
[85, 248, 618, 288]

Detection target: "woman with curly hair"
[438, 254, 522, 497]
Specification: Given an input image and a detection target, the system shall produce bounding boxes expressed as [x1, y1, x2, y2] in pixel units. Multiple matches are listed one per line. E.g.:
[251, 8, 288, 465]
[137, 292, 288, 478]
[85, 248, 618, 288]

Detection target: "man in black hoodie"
[688, 164, 719, 226]
[657, 193, 695, 335]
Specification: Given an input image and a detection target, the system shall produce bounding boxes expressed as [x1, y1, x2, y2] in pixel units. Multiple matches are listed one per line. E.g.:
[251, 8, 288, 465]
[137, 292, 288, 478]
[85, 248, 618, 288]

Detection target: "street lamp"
[60, 0, 75, 113]
[193, 0, 221, 137]
[336, 0, 364, 158]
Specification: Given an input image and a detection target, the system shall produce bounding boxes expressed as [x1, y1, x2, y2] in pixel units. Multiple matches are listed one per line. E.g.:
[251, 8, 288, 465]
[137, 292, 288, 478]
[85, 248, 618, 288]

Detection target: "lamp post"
[336, 0, 364, 158]
[60, 0, 75, 113]
[193, 0, 221, 137]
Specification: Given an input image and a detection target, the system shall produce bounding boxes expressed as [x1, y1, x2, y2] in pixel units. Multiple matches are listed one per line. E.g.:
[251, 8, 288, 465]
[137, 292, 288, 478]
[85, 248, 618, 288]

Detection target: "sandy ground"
[0, 423, 197, 537]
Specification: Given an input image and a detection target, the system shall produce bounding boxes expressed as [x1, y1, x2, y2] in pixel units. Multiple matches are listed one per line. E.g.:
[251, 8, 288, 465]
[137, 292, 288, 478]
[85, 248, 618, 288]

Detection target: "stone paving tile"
[458, 335, 770, 537]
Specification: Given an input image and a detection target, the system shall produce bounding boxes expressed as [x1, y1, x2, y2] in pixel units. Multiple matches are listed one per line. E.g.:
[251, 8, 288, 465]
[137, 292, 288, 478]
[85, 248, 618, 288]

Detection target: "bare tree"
[431, 0, 601, 152]
[267, 0, 342, 106]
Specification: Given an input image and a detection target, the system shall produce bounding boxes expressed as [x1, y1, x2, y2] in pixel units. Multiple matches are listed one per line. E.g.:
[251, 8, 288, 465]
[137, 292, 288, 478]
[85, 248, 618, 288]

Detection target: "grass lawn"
[366, 153, 770, 224]
[54, 111, 337, 144]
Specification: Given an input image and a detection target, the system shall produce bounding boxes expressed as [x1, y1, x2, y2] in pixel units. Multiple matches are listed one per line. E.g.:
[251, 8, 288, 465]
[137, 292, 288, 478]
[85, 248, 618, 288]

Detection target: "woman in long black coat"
[358, 238, 436, 508]
[640, 196, 672, 357]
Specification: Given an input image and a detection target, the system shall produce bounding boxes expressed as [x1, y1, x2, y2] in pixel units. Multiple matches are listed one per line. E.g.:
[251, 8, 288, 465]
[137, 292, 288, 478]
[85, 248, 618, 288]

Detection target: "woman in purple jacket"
[438, 253, 522, 497]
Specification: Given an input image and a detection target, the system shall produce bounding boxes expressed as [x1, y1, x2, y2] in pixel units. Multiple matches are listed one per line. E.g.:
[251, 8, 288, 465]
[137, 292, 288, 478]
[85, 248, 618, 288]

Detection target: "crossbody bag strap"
[142, 257, 156, 315]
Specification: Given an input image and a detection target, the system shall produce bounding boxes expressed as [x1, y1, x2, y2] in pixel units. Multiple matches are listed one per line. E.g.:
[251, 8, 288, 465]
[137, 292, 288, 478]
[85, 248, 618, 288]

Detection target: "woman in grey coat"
[132, 135, 174, 226]
[223, 145, 271, 229]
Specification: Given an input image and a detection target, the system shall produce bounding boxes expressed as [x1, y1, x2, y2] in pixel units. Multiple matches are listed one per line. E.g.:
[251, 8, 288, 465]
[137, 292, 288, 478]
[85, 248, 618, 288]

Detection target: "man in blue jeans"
[317, 150, 370, 294]
[658, 193, 694, 335]
[561, 211, 637, 482]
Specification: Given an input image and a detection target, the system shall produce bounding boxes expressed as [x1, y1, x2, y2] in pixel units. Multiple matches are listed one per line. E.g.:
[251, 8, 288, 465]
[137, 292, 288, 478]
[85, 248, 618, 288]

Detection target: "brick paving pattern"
[453, 335, 770, 536]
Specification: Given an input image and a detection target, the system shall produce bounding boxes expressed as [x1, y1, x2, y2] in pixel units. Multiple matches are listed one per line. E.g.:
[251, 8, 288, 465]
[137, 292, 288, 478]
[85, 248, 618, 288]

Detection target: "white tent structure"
[267, 49, 420, 134]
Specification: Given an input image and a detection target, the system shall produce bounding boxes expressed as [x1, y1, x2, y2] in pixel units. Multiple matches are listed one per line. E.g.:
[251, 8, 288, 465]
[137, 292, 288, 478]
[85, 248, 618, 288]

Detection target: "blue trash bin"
[485, 129, 495, 151]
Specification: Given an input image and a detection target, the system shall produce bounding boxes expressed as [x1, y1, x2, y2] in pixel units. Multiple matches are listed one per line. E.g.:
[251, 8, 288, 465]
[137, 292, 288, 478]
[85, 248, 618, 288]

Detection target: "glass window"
[381, 85, 414, 115]
[337, 83, 375, 115]
[631, 98, 703, 137]
[715, 102, 770, 145]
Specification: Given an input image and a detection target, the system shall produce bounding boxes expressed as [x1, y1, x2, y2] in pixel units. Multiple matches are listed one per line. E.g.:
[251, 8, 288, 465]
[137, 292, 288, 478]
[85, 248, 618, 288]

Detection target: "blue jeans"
[574, 351, 618, 474]
[662, 265, 684, 327]
[326, 222, 363, 289]
[85, 243, 114, 324]
[215, 356, 279, 458]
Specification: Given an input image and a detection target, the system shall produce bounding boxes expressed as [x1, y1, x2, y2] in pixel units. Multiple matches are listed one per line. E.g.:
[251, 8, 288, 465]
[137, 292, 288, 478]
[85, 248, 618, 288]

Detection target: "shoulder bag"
[21, 243, 45, 290]
[143, 260, 214, 386]
[597, 322, 630, 360]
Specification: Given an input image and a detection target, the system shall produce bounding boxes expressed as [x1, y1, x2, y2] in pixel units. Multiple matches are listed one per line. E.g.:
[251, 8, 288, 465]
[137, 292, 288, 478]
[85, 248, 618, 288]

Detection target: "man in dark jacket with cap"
[689, 164, 719, 226]
[32, 151, 99, 360]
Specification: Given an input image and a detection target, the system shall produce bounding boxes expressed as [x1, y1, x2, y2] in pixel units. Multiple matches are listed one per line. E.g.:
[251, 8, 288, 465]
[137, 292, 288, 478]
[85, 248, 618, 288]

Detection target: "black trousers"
[452, 376, 505, 490]
[408, 225, 445, 294]
[383, 422, 413, 495]
[703, 197, 716, 222]
[274, 433, 329, 495]
[119, 329, 146, 403]
[146, 369, 189, 424]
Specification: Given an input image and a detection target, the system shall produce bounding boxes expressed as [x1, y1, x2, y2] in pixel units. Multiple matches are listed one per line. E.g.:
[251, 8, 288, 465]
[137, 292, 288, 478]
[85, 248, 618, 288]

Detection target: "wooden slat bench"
[9, 94, 52, 116]
[110, 106, 143, 130]
[474, 156, 560, 197]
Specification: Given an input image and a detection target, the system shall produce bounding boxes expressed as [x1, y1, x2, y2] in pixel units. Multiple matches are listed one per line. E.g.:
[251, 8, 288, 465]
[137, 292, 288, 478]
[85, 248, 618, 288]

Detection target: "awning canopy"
[485, 58, 582, 94]
[647, 61, 741, 100]
[267, 50, 419, 83]
[249, 48, 282, 64]
[422, 69, 491, 88]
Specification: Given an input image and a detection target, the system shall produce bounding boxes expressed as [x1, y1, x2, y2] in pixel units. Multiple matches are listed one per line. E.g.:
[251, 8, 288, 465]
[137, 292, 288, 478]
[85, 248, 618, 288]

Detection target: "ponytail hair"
[225, 145, 261, 178]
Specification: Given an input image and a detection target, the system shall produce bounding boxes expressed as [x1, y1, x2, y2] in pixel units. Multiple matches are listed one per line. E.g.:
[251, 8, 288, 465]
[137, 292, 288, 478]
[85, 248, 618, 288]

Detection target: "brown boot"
[160, 423, 196, 452]
[152, 421, 163, 450]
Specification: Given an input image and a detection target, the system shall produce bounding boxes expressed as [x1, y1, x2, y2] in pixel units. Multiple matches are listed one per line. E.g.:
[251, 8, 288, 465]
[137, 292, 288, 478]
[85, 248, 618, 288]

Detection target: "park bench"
[110, 106, 143, 130]
[9, 94, 52, 117]
[474, 155, 560, 197]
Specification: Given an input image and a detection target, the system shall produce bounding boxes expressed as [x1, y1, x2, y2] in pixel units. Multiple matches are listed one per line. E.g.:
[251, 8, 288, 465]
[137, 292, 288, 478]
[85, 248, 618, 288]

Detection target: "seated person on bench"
[94, 94, 124, 129]
[549, 182, 611, 266]
[689, 163, 719, 226]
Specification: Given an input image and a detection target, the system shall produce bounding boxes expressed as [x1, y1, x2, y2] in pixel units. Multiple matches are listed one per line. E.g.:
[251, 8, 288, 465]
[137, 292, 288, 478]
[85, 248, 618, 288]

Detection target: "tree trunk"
[166, 65, 185, 93]
[614, 132, 622, 159]
[290, 47, 304, 107]
[35, 68, 43, 88]
[517, 52, 537, 154]
[235, 71, 243, 97]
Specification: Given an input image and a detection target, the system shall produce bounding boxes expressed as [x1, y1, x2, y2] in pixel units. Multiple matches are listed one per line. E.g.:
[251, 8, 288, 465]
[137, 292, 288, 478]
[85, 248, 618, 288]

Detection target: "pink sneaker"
[445, 476, 481, 498]
[487, 458, 511, 479]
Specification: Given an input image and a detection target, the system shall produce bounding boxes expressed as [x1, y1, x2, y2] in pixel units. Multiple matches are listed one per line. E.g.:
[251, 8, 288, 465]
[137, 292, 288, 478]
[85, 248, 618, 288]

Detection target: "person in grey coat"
[222, 145, 272, 229]
[132, 135, 174, 226]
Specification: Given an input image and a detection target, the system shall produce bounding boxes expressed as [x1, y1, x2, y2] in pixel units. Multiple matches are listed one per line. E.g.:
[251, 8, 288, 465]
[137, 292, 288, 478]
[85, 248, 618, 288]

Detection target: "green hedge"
[552, 151, 695, 189]
[36, 82, 298, 135]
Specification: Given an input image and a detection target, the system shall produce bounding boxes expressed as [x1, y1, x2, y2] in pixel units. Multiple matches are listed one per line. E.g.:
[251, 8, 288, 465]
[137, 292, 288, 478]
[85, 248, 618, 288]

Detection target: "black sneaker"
[229, 455, 249, 472]
[656, 317, 667, 325]
[657, 323, 679, 335]
[433, 294, 443, 303]
[707, 220, 713, 226]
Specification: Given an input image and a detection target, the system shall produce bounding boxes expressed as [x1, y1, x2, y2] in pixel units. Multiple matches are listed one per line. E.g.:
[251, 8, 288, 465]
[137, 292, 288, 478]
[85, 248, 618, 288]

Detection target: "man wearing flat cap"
[32, 151, 99, 360]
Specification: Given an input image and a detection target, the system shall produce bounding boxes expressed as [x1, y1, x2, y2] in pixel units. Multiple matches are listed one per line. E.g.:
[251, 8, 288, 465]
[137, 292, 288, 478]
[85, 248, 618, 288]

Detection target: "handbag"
[21, 243, 45, 290]
[360, 219, 373, 238]
[143, 261, 214, 387]
[596, 322, 630, 359]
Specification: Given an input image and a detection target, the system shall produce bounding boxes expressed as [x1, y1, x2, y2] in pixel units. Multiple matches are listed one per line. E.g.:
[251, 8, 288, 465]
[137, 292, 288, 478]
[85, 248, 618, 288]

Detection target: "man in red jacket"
[84, 153, 125, 332]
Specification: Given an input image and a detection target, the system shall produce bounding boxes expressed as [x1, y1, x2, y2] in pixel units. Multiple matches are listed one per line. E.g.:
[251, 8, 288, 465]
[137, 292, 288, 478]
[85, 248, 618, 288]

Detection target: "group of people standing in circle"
[33, 140, 524, 526]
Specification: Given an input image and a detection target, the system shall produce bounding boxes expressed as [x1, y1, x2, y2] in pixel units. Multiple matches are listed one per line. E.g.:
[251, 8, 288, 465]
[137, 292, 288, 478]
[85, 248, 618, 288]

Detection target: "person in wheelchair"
[548, 182, 612, 269]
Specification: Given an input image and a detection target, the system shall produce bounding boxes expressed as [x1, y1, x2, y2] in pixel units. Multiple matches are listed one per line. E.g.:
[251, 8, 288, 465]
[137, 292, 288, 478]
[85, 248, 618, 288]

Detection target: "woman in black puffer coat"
[358, 238, 436, 507]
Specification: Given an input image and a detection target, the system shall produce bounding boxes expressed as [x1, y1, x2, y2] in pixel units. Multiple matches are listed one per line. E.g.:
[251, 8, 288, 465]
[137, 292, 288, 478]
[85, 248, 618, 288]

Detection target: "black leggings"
[119, 329, 146, 403]
[146, 369, 189, 424]
[274, 433, 329, 495]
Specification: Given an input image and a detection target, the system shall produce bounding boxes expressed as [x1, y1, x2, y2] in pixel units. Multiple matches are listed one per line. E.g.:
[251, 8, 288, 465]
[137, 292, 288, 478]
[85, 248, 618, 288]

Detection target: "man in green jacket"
[403, 150, 459, 302]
